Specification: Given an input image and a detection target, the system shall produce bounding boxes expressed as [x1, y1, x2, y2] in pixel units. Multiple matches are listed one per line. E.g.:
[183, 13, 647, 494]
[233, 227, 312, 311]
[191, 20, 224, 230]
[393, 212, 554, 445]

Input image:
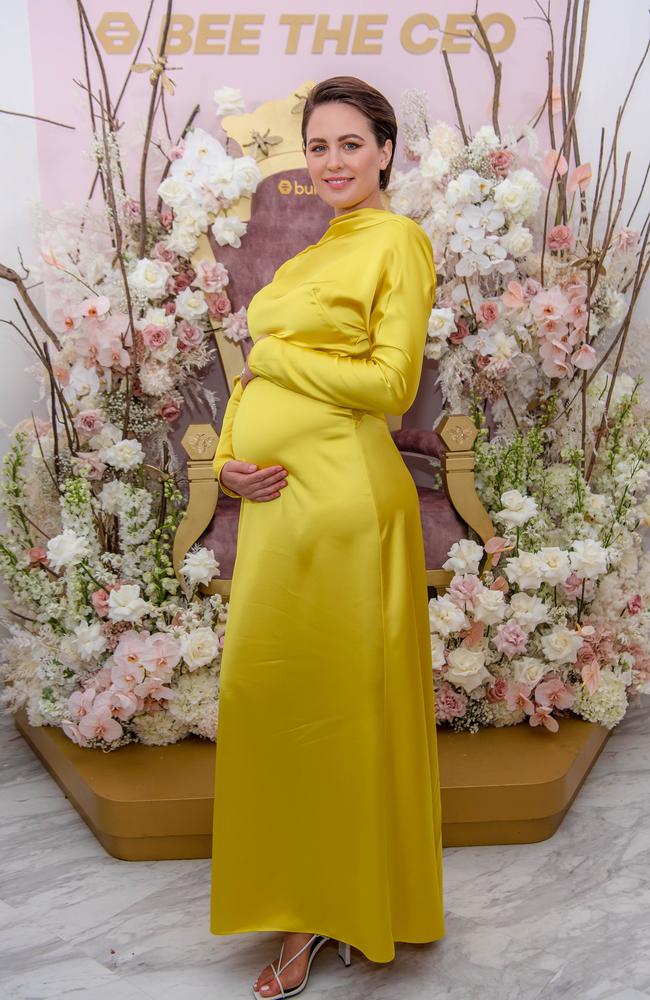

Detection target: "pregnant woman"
[210, 75, 445, 998]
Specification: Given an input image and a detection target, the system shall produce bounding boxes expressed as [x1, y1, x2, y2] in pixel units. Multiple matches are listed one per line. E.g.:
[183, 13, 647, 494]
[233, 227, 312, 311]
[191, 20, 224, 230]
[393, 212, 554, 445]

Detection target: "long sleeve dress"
[209, 206, 445, 964]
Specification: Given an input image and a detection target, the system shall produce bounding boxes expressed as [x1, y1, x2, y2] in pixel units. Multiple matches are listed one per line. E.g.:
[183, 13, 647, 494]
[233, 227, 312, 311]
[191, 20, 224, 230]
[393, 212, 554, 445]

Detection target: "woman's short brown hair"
[301, 76, 397, 191]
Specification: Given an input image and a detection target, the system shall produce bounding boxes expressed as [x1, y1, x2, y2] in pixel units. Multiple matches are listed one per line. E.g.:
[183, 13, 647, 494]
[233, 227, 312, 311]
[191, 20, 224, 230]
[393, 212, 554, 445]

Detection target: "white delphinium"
[181, 547, 220, 586]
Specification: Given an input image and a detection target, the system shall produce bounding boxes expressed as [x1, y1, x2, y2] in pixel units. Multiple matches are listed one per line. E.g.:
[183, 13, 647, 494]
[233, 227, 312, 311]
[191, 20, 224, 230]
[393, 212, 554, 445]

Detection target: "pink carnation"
[434, 681, 468, 723]
[206, 291, 232, 318]
[160, 400, 181, 422]
[546, 225, 574, 251]
[74, 409, 104, 436]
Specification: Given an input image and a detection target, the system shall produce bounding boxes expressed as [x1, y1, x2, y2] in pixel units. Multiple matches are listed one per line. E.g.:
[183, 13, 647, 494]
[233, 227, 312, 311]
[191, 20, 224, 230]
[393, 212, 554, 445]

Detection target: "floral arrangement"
[0, 4, 648, 747]
[384, 7, 650, 731]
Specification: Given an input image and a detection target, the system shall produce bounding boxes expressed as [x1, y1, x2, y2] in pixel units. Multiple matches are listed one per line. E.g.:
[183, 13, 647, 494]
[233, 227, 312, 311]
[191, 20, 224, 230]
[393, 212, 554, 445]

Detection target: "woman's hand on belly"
[220, 459, 288, 502]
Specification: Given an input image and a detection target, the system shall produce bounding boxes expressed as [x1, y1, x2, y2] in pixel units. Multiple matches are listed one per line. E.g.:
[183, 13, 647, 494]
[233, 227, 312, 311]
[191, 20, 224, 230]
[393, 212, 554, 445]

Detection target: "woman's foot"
[254, 932, 315, 997]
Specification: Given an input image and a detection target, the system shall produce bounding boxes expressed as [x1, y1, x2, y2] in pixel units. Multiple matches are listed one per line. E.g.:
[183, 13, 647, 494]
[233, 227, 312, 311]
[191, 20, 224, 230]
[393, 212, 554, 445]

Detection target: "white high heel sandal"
[252, 935, 352, 998]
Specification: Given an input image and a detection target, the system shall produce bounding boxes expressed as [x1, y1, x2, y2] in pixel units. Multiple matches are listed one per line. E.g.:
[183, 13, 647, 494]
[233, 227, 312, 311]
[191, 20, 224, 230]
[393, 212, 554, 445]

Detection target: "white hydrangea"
[573, 670, 628, 728]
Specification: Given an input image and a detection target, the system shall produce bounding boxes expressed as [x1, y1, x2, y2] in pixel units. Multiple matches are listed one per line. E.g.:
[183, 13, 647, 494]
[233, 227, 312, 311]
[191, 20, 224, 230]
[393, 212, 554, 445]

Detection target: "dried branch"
[0, 264, 62, 351]
[471, 6, 502, 139]
[441, 51, 469, 145]
[0, 108, 75, 130]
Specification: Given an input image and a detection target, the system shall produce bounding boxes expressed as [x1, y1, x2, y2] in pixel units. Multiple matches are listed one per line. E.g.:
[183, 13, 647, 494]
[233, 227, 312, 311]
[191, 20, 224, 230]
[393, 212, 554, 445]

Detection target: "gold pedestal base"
[14, 708, 611, 860]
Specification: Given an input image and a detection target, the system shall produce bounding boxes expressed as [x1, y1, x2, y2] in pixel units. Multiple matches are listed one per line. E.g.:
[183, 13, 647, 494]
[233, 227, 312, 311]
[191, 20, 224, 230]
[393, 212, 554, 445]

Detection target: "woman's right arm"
[212, 376, 244, 498]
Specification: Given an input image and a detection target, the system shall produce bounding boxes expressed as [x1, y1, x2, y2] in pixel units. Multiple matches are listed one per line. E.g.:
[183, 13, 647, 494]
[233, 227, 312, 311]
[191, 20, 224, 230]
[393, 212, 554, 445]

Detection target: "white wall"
[1, 0, 648, 459]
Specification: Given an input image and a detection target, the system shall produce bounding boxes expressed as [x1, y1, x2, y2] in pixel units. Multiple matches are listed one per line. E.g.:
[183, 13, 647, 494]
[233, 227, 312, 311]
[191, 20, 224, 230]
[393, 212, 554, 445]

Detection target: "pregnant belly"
[231, 376, 358, 470]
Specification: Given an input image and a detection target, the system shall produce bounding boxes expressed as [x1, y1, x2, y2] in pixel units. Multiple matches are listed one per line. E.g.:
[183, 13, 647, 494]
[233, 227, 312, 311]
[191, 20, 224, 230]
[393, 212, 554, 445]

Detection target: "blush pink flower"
[486, 675, 508, 702]
[478, 301, 500, 327]
[134, 675, 176, 702]
[206, 291, 232, 318]
[78, 704, 124, 742]
[62, 719, 89, 746]
[448, 573, 484, 611]
[562, 571, 596, 601]
[504, 679, 534, 713]
[160, 400, 181, 422]
[494, 621, 528, 659]
[27, 546, 49, 567]
[501, 281, 526, 309]
[434, 681, 468, 723]
[527, 703, 559, 732]
[160, 206, 173, 229]
[140, 632, 182, 681]
[173, 272, 194, 293]
[449, 317, 470, 344]
[91, 588, 112, 618]
[484, 535, 514, 567]
[546, 225, 574, 251]
[141, 324, 170, 348]
[613, 227, 639, 252]
[150, 242, 178, 267]
[68, 687, 98, 720]
[192, 260, 228, 294]
[176, 319, 204, 349]
[111, 658, 145, 691]
[78, 296, 111, 320]
[567, 163, 592, 193]
[534, 676, 575, 710]
[627, 594, 643, 615]
[74, 409, 104, 436]
[572, 343, 596, 370]
[488, 149, 513, 177]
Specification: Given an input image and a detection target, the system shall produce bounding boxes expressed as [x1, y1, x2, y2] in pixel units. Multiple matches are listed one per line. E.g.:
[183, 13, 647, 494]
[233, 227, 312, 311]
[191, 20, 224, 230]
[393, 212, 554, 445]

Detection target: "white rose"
[166, 225, 200, 256]
[537, 547, 571, 587]
[429, 596, 469, 637]
[157, 177, 193, 210]
[213, 86, 246, 116]
[508, 593, 549, 632]
[138, 307, 175, 332]
[473, 588, 506, 625]
[431, 634, 446, 670]
[129, 258, 170, 300]
[512, 656, 547, 687]
[63, 361, 101, 403]
[47, 529, 90, 571]
[107, 584, 150, 623]
[443, 538, 484, 575]
[175, 287, 208, 321]
[569, 539, 609, 580]
[232, 156, 262, 196]
[495, 489, 538, 526]
[211, 214, 247, 249]
[101, 438, 145, 472]
[181, 547, 220, 586]
[540, 625, 584, 664]
[504, 551, 544, 590]
[428, 307, 456, 340]
[180, 627, 221, 670]
[445, 647, 492, 693]
[500, 223, 533, 258]
[72, 620, 108, 660]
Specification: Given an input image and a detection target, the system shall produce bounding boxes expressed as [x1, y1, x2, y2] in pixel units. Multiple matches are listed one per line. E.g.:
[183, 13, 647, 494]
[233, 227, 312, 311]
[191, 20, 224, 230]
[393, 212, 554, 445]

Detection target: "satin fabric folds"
[209, 206, 445, 963]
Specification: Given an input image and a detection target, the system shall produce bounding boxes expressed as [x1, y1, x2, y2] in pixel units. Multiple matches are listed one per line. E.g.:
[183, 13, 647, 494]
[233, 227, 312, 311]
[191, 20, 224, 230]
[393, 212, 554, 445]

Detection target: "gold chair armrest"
[435, 414, 495, 547]
[172, 424, 220, 583]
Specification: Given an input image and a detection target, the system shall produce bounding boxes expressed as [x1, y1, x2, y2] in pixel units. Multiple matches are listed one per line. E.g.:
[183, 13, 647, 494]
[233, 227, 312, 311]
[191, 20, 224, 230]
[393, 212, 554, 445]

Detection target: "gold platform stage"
[14, 709, 611, 861]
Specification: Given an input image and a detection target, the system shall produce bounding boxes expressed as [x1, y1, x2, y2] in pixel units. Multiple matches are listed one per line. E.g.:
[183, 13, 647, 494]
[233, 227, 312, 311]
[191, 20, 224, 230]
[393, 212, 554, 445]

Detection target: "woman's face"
[304, 101, 392, 216]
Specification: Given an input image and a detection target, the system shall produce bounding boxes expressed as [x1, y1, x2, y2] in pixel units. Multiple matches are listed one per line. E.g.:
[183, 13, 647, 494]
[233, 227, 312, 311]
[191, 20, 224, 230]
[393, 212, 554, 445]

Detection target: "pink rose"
[150, 242, 178, 267]
[160, 400, 181, 422]
[486, 675, 508, 702]
[176, 319, 204, 350]
[434, 681, 468, 724]
[478, 301, 499, 327]
[141, 324, 170, 348]
[493, 621, 528, 660]
[169, 141, 185, 160]
[28, 546, 49, 567]
[160, 206, 173, 229]
[163, 300, 176, 315]
[450, 317, 470, 344]
[124, 198, 141, 221]
[74, 409, 104, 435]
[173, 272, 194, 293]
[488, 150, 513, 177]
[627, 594, 643, 615]
[546, 225, 574, 251]
[91, 588, 111, 618]
[192, 260, 228, 294]
[206, 291, 232, 318]
[73, 452, 107, 480]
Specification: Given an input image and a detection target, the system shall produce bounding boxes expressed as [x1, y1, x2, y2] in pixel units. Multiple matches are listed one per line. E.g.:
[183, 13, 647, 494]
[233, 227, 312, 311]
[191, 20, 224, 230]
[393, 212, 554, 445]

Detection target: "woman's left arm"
[247, 225, 436, 416]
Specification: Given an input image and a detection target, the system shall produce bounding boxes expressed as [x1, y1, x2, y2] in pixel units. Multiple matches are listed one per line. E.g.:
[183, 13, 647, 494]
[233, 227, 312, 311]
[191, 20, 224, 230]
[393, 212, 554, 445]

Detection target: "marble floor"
[0, 698, 649, 1000]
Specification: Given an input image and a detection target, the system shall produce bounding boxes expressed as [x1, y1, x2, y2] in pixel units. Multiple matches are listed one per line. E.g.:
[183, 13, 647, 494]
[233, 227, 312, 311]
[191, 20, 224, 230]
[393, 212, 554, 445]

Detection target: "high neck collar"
[327, 206, 392, 229]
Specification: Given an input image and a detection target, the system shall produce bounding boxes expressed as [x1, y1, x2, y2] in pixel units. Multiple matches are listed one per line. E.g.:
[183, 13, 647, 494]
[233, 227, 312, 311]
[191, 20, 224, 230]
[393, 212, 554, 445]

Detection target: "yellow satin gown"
[209, 206, 445, 963]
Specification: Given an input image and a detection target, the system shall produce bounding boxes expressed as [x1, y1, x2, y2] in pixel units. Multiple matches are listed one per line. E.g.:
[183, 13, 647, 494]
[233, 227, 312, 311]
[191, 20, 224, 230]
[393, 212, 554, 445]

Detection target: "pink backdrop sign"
[27, 0, 568, 208]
